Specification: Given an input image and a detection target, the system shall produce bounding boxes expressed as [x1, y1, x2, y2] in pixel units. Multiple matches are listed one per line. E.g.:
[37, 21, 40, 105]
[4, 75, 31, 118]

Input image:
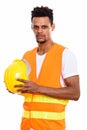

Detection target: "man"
[15, 6, 80, 130]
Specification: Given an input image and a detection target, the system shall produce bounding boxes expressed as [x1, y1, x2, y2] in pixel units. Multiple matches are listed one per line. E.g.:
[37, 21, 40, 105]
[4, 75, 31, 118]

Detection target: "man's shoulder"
[54, 42, 66, 48]
[24, 47, 37, 55]
[23, 47, 37, 59]
[54, 43, 66, 53]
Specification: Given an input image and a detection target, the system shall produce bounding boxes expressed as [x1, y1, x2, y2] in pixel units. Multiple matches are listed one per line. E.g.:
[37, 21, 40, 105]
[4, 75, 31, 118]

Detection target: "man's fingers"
[16, 78, 28, 83]
[14, 84, 24, 88]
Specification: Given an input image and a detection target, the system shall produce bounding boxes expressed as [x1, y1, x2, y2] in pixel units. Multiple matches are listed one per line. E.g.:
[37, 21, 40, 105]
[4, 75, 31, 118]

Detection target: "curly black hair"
[31, 6, 53, 25]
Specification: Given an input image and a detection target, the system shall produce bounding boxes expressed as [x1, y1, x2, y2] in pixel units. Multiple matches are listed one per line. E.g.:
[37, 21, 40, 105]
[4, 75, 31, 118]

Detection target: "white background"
[0, 0, 87, 130]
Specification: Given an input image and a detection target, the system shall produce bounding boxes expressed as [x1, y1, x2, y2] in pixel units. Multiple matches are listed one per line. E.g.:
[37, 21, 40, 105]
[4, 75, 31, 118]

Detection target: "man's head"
[31, 6, 55, 44]
[31, 6, 53, 25]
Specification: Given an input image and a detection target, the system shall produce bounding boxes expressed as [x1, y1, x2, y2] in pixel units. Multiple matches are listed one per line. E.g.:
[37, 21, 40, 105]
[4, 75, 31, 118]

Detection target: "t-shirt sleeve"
[62, 48, 79, 79]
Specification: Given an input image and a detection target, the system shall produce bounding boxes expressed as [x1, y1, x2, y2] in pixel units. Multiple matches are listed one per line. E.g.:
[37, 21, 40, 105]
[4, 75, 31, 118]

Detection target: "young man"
[15, 6, 80, 130]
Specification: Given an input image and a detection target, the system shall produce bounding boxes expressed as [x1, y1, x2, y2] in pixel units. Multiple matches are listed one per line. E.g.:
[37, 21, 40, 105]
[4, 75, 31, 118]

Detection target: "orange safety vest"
[21, 43, 69, 130]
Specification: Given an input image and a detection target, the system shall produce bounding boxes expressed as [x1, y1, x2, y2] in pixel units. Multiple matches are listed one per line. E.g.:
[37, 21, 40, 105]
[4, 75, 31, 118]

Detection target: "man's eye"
[42, 25, 48, 29]
[33, 26, 39, 30]
[33, 25, 49, 30]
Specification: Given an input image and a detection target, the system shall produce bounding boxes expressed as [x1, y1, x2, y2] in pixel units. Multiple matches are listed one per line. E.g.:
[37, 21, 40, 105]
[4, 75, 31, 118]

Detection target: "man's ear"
[31, 24, 33, 29]
[52, 23, 55, 31]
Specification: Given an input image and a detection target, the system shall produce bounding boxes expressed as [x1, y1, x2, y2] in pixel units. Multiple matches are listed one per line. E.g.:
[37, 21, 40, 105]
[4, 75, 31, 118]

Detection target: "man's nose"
[37, 27, 43, 32]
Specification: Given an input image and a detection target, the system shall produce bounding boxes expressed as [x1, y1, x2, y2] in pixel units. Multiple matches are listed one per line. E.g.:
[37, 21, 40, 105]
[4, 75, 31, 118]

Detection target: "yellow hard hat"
[4, 59, 30, 94]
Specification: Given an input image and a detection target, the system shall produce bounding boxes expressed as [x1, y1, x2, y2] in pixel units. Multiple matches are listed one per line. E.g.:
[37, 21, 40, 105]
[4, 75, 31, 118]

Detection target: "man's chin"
[37, 40, 46, 44]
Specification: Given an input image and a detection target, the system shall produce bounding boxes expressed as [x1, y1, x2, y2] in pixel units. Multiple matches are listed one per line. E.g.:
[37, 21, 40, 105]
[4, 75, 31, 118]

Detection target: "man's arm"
[15, 75, 80, 101]
[39, 75, 80, 100]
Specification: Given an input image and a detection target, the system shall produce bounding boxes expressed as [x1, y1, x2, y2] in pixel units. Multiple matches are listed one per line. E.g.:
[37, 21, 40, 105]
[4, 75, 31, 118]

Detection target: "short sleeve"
[62, 48, 79, 79]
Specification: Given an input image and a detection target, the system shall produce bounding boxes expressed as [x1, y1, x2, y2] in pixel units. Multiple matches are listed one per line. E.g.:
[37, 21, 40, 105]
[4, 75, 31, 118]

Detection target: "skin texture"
[14, 17, 80, 101]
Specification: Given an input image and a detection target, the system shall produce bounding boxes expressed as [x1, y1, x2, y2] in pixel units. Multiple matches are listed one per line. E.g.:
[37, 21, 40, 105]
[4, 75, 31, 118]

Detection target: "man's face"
[31, 17, 55, 44]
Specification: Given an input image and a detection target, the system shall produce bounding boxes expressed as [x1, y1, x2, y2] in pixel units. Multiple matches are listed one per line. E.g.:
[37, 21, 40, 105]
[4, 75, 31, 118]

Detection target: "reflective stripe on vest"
[25, 95, 68, 105]
[23, 110, 65, 120]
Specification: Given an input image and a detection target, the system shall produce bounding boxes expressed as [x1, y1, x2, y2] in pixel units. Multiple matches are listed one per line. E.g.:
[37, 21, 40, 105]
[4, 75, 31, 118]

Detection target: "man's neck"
[37, 41, 54, 55]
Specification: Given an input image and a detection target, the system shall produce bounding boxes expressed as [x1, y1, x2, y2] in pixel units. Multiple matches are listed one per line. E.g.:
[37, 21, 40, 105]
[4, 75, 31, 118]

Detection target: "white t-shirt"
[36, 48, 78, 87]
